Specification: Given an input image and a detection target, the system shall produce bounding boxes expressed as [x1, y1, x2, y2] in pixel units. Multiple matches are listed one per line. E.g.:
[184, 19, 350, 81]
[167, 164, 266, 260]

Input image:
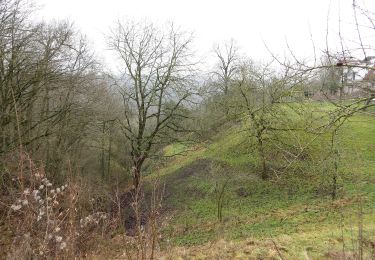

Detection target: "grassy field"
[148, 105, 375, 259]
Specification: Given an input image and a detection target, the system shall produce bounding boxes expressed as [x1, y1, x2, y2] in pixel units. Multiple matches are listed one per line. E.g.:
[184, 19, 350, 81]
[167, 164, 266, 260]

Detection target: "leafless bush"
[3, 151, 73, 258]
[209, 162, 230, 222]
[0, 150, 114, 258]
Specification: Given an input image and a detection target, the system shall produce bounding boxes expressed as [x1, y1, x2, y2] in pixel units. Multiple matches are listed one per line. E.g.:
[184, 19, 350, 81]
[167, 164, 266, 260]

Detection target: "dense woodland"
[1, 0, 375, 259]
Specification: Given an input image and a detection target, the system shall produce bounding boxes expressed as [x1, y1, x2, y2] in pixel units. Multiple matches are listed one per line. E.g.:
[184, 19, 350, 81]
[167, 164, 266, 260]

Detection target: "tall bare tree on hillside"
[234, 59, 310, 179]
[108, 21, 196, 189]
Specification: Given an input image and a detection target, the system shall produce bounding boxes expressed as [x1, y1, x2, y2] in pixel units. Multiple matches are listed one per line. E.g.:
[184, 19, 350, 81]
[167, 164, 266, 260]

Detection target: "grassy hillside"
[148, 108, 375, 259]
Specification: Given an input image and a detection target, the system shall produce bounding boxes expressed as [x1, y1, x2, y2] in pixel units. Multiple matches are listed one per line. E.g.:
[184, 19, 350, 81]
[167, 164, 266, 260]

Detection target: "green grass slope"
[151, 109, 375, 259]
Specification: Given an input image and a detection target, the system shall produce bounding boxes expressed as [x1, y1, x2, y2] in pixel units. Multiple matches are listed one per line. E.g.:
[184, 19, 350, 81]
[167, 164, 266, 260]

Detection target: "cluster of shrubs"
[5, 154, 110, 258]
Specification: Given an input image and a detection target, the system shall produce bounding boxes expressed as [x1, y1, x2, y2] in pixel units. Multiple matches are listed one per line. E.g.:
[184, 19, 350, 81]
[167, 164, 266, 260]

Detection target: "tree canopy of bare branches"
[108, 21, 197, 189]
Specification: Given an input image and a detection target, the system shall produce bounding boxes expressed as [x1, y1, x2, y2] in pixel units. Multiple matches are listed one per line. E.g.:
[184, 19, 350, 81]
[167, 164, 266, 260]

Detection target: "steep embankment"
[149, 111, 375, 259]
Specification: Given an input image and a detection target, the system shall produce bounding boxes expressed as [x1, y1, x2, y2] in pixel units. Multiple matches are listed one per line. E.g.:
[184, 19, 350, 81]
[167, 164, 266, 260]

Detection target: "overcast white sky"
[34, 0, 375, 71]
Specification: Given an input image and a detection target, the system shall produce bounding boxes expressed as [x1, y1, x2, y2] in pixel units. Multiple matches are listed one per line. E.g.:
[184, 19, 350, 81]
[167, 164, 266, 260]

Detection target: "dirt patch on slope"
[162, 158, 212, 200]
[166, 158, 211, 181]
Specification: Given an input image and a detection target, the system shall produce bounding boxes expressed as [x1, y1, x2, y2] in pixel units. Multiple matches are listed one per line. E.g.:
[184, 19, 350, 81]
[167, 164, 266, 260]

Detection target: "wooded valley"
[1, 0, 375, 259]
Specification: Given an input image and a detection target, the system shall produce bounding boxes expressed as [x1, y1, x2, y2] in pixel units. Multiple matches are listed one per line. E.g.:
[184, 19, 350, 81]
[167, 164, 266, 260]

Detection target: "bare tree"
[108, 21, 196, 189]
[235, 59, 308, 179]
[0, 0, 107, 181]
[0, 0, 37, 154]
[212, 39, 239, 95]
[265, 0, 375, 197]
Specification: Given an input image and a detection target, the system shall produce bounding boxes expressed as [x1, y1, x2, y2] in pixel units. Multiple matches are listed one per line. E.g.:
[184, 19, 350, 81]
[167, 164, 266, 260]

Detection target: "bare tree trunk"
[43, 83, 51, 172]
[216, 181, 227, 222]
[257, 133, 267, 180]
[358, 196, 363, 260]
[101, 121, 106, 179]
[132, 161, 142, 190]
[107, 121, 113, 179]
[332, 155, 338, 200]
[330, 130, 339, 200]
